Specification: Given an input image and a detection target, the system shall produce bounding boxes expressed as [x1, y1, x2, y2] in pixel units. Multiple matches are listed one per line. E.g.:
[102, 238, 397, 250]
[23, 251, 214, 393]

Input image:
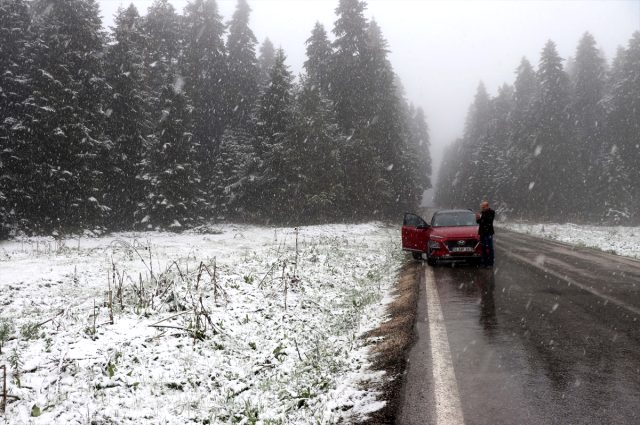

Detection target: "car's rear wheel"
[412, 251, 422, 260]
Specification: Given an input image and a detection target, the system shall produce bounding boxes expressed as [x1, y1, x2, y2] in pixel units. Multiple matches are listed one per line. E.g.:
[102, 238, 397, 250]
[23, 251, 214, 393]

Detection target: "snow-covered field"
[0, 223, 401, 424]
[500, 222, 640, 259]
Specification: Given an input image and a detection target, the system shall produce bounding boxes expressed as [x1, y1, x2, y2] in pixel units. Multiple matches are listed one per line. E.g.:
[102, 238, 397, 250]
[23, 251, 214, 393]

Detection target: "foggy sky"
[98, 0, 640, 178]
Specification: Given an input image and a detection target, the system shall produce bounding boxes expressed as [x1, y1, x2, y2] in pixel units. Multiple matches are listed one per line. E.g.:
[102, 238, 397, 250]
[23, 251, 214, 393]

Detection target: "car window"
[432, 212, 476, 227]
[404, 213, 427, 227]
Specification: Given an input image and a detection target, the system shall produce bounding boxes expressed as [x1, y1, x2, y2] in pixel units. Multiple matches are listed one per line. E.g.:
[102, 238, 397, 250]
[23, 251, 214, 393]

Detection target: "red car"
[402, 210, 483, 265]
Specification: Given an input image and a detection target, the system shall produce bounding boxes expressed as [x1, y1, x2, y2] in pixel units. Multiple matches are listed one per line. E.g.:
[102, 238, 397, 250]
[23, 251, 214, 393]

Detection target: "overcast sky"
[98, 0, 640, 176]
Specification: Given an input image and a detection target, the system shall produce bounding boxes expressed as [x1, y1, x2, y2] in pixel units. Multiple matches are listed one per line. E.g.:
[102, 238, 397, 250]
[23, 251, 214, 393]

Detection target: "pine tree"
[600, 47, 627, 222]
[289, 75, 347, 223]
[251, 48, 296, 222]
[365, 19, 410, 217]
[480, 84, 514, 208]
[513, 58, 538, 112]
[438, 82, 492, 210]
[26, 0, 110, 232]
[456, 82, 491, 208]
[257, 38, 275, 89]
[226, 0, 259, 131]
[506, 57, 538, 214]
[463, 83, 508, 210]
[412, 106, 432, 188]
[255, 49, 293, 149]
[570, 32, 608, 220]
[608, 32, 640, 223]
[104, 4, 150, 229]
[0, 0, 33, 237]
[182, 0, 228, 211]
[401, 104, 432, 213]
[464, 82, 491, 145]
[331, 5, 400, 218]
[527, 40, 573, 219]
[434, 139, 464, 208]
[608, 46, 626, 87]
[143, 0, 182, 111]
[139, 86, 204, 229]
[211, 127, 255, 219]
[330, 0, 372, 132]
[304, 22, 333, 95]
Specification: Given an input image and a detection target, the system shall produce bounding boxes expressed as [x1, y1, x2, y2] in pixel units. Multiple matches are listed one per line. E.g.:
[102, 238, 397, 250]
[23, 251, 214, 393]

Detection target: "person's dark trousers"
[480, 234, 494, 267]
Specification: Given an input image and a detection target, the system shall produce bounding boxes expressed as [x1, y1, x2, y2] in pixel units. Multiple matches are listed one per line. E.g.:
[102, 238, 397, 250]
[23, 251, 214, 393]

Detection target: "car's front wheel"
[426, 251, 437, 266]
[412, 251, 422, 260]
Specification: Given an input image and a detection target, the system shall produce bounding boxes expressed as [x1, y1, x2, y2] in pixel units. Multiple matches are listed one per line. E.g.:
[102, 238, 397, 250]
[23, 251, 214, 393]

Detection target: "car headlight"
[428, 240, 441, 249]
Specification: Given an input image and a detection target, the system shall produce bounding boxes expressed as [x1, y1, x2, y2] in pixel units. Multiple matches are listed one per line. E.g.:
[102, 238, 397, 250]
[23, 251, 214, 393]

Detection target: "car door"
[402, 213, 429, 251]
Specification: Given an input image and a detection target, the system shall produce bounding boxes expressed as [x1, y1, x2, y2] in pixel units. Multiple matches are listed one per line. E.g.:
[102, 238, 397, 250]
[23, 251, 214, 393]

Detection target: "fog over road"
[398, 231, 640, 425]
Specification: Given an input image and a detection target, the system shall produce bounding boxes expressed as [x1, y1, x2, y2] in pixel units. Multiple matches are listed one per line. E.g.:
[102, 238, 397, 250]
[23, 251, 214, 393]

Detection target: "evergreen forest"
[435, 32, 640, 224]
[0, 0, 432, 237]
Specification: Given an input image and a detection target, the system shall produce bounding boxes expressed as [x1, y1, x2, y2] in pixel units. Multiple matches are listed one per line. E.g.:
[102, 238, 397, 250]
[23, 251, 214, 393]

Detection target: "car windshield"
[432, 211, 477, 227]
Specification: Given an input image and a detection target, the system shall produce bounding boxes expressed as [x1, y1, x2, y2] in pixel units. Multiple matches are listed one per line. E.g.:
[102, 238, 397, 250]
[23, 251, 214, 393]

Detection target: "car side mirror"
[417, 224, 430, 230]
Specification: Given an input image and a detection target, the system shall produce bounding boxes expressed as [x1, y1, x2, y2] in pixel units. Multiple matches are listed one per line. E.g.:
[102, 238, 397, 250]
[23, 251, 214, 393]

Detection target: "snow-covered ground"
[0, 223, 401, 424]
[499, 222, 640, 259]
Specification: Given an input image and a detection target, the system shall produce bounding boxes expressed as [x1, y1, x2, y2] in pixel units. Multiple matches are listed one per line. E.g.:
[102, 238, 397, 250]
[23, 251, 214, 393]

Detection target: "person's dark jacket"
[477, 208, 495, 236]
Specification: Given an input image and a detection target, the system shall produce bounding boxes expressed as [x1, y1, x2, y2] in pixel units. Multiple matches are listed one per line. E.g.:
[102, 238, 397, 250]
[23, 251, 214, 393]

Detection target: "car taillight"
[428, 240, 441, 249]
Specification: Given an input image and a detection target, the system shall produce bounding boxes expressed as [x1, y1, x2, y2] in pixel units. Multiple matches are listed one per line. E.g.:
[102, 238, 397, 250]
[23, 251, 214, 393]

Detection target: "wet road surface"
[397, 230, 640, 425]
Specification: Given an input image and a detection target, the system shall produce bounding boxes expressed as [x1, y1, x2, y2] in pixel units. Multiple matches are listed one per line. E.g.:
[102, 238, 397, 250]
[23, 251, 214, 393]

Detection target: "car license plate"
[451, 247, 474, 252]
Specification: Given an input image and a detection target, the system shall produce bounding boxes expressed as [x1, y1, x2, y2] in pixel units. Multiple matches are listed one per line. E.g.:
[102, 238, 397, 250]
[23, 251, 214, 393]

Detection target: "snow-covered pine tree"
[600, 46, 630, 223]
[304, 22, 333, 96]
[139, 85, 204, 229]
[607, 32, 640, 223]
[394, 101, 426, 215]
[478, 84, 514, 210]
[330, 0, 372, 133]
[608, 46, 627, 88]
[506, 57, 538, 215]
[463, 82, 491, 148]
[331, 2, 398, 219]
[251, 48, 297, 223]
[570, 32, 608, 220]
[0, 0, 34, 237]
[254, 49, 293, 153]
[529, 40, 573, 220]
[289, 75, 347, 223]
[257, 38, 276, 89]
[211, 127, 254, 220]
[104, 4, 150, 229]
[142, 0, 182, 112]
[226, 0, 259, 131]
[27, 0, 110, 233]
[182, 0, 228, 217]
[465, 88, 498, 209]
[455, 82, 491, 208]
[434, 138, 464, 208]
[409, 106, 432, 196]
[366, 19, 424, 217]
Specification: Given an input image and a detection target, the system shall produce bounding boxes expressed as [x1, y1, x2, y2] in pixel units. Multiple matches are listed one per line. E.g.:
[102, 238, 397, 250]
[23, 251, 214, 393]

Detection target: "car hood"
[430, 226, 478, 239]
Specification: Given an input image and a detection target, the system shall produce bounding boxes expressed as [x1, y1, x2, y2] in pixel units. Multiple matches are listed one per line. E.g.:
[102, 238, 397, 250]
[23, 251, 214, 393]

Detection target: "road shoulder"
[359, 260, 421, 424]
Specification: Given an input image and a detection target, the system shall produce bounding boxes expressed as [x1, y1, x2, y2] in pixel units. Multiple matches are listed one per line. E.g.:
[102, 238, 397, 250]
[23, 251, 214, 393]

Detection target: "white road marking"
[425, 267, 465, 425]
[505, 250, 640, 317]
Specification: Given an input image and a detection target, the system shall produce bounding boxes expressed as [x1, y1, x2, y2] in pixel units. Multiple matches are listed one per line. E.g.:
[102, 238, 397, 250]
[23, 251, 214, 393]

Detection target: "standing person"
[476, 200, 495, 267]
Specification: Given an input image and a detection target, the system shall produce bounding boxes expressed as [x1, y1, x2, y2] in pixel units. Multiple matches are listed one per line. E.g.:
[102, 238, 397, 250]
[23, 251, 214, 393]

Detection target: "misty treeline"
[0, 0, 431, 238]
[436, 32, 640, 224]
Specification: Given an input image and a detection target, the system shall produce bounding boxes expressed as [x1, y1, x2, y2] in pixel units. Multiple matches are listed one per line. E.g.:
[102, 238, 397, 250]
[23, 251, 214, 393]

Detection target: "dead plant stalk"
[1, 364, 6, 414]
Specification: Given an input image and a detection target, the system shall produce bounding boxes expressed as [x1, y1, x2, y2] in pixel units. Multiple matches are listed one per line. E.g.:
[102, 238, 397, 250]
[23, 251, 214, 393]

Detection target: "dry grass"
[359, 259, 421, 424]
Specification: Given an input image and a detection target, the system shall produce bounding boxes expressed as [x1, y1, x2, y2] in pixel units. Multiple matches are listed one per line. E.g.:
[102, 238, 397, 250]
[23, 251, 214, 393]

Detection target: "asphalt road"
[397, 230, 640, 425]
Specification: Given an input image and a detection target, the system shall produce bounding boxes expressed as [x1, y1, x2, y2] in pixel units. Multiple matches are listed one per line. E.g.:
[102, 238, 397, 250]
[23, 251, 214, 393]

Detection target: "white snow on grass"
[0, 223, 402, 424]
[499, 222, 640, 259]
